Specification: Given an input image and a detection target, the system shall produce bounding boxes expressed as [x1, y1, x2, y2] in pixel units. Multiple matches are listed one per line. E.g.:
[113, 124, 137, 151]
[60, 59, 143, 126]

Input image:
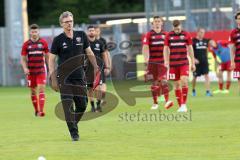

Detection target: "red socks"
[31, 94, 38, 112]
[175, 89, 182, 107]
[182, 86, 188, 104]
[226, 81, 231, 90]
[151, 85, 159, 104]
[161, 83, 169, 102]
[39, 92, 45, 113]
[219, 82, 223, 90]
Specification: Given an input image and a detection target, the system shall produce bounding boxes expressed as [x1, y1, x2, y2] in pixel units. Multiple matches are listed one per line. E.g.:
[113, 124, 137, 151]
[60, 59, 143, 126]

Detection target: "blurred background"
[0, 0, 239, 86]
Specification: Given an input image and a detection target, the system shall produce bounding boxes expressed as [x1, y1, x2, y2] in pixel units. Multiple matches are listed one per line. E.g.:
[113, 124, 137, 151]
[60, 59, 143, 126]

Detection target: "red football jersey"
[164, 30, 192, 67]
[143, 30, 167, 63]
[21, 38, 49, 75]
[229, 28, 240, 67]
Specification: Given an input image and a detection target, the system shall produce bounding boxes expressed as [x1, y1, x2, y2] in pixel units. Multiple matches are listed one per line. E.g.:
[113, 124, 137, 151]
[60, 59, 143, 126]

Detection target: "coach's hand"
[50, 75, 59, 92]
[191, 64, 196, 72]
[104, 68, 110, 76]
[195, 58, 199, 64]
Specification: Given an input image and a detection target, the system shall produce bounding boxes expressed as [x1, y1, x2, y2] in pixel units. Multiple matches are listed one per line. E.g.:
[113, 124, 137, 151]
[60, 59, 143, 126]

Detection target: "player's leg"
[223, 71, 232, 93]
[101, 83, 107, 105]
[87, 84, 95, 112]
[192, 64, 200, 96]
[191, 76, 197, 96]
[214, 68, 224, 94]
[28, 75, 39, 116]
[151, 80, 159, 109]
[38, 84, 46, 117]
[178, 65, 190, 112]
[148, 63, 159, 109]
[36, 74, 47, 116]
[169, 67, 182, 108]
[202, 63, 212, 96]
[174, 80, 182, 108]
[177, 75, 188, 112]
[30, 87, 39, 116]
[95, 83, 103, 112]
[238, 78, 240, 95]
[161, 79, 174, 109]
[204, 74, 213, 96]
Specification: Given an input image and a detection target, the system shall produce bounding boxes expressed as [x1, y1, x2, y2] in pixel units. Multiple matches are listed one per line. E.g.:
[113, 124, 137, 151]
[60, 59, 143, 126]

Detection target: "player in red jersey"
[142, 16, 173, 110]
[21, 24, 49, 117]
[163, 20, 196, 112]
[229, 11, 240, 95]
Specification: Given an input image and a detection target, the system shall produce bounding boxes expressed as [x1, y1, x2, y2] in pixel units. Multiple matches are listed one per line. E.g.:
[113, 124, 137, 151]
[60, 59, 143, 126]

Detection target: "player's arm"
[20, 55, 29, 75]
[20, 43, 29, 75]
[102, 51, 110, 76]
[105, 50, 111, 70]
[187, 45, 196, 71]
[85, 47, 99, 75]
[229, 43, 236, 70]
[163, 45, 170, 69]
[142, 44, 149, 65]
[48, 53, 59, 92]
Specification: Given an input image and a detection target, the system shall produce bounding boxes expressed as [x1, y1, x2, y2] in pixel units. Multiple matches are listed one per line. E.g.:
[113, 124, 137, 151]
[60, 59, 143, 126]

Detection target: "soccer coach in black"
[48, 11, 98, 141]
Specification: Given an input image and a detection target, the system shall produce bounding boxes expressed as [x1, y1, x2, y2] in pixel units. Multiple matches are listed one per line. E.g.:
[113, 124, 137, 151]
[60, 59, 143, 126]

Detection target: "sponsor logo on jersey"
[38, 44, 43, 48]
[95, 43, 100, 48]
[180, 35, 185, 39]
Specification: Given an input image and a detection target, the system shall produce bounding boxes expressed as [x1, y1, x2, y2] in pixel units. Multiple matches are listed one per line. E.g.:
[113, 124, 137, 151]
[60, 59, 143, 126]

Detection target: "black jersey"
[89, 39, 105, 68]
[192, 38, 210, 64]
[51, 30, 89, 79]
[98, 37, 107, 51]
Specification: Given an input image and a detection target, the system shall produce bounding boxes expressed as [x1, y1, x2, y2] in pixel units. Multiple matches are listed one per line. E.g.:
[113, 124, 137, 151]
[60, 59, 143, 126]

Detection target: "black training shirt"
[192, 38, 210, 64]
[51, 30, 90, 79]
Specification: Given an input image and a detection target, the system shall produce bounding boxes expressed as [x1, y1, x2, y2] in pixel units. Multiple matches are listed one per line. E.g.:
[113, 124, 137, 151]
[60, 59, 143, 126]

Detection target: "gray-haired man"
[48, 11, 98, 141]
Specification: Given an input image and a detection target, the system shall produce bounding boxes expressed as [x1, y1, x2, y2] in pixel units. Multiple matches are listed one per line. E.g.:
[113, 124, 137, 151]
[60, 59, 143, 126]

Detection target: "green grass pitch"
[0, 81, 239, 160]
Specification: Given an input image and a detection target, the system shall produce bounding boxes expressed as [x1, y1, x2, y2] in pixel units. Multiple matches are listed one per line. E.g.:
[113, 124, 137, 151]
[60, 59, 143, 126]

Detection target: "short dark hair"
[172, 20, 181, 27]
[235, 11, 240, 19]
[94, 25, 100, 29]
[153, 16, 160, 19]
[87, 25, 95, 30]
[30, 24, 39, 30]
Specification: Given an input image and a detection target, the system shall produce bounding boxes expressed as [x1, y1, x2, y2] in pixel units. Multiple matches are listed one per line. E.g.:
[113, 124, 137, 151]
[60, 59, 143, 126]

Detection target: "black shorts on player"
[193, 63, 209, 77]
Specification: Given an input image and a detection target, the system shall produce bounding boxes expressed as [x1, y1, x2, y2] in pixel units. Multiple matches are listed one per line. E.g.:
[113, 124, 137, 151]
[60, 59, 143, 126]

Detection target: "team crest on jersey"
[170, 37, 174, 40]
[28, 46, 32, 49]
[63, 42, 67, 48]
[237, 33, 240, 36]
[180, 35, 185, 39]
[162, 35, 165, 39]
[95, 43, 100, 48]
[76, 37, 81, 42]
[152, 36, 155, 39]
[38, 44, 43, 48]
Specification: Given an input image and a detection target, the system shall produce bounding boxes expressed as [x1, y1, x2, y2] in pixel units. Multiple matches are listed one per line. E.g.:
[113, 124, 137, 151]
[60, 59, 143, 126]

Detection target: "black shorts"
[193, 63, 209, 77]
[86, 70, 106, 89]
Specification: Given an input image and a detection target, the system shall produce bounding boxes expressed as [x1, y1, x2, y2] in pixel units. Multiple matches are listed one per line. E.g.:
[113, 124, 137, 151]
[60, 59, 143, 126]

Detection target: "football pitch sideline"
[0, 82, 239, 160]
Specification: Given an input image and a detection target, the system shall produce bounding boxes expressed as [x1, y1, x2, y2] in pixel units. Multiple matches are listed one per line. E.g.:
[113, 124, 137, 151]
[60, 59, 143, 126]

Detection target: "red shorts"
[27, 74, 46, 88]
[233, 63, 240, 79]
[220, 61, 231, 71]
[169, 65, 189, 81]
[146, 62, 167, 81]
